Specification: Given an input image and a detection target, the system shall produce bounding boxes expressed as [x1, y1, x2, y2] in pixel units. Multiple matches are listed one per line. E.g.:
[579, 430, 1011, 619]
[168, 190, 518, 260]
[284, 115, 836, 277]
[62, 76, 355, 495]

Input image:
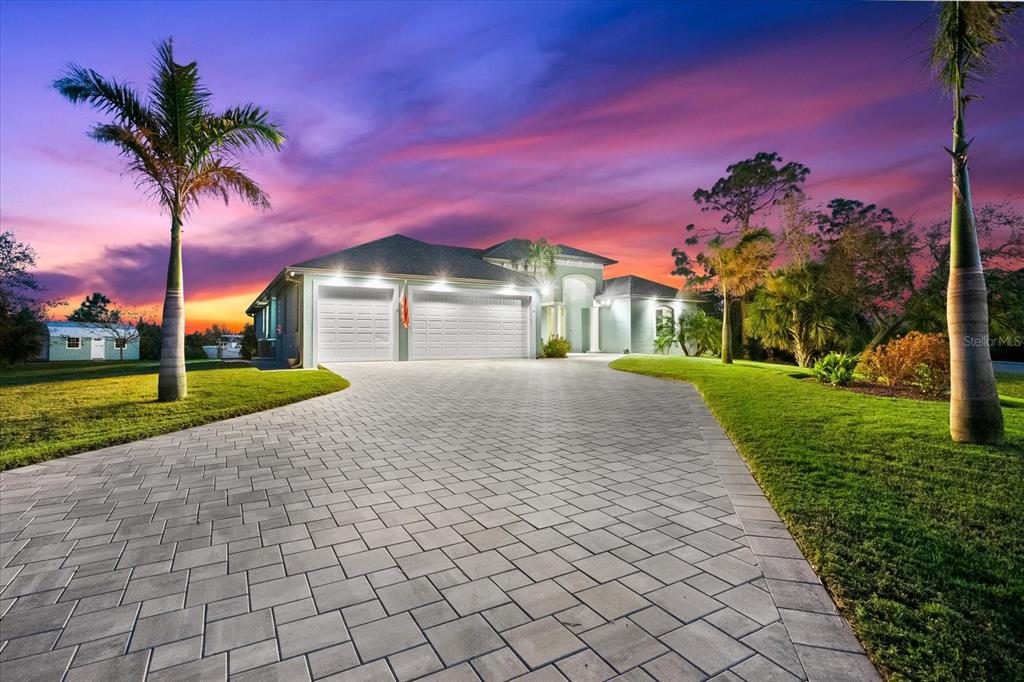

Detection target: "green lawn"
[611, 356, 1023, 682]
[0, 360, 349, 470]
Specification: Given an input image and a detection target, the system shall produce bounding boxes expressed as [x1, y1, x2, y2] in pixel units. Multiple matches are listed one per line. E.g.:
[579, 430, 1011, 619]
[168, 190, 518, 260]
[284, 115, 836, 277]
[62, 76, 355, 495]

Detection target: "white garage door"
[410, 290, 530, 360]
[317, 286, 393, 362]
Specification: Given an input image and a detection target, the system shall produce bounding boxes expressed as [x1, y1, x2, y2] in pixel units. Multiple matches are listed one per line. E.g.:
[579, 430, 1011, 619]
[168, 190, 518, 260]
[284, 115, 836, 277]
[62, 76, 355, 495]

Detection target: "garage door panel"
[410, 290, 529, 360]
[317, 286, 394, 362]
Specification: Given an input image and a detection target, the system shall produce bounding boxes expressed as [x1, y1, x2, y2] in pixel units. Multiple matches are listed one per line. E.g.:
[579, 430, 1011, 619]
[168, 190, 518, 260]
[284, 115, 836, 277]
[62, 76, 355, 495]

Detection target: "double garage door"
[410, 291, 530, 360]
[316, 286, 530, 362]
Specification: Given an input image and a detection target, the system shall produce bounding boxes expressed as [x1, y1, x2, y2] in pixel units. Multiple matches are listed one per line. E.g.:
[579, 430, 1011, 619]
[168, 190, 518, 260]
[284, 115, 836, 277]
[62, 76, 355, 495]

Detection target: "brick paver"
[0, 357, 878, 680]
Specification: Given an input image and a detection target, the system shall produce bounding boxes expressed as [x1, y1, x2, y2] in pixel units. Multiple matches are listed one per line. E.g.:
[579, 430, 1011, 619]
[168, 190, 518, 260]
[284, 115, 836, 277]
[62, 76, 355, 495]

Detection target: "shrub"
[858, 332, 949, 394]
[811, 351, 857, 386]
[541, 336, 571, 358]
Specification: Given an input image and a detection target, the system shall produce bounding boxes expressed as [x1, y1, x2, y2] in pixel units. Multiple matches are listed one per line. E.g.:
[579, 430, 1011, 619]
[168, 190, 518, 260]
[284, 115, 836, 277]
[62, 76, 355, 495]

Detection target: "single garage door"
[410, 290, 530, 360]
[317, 286, 393, 362]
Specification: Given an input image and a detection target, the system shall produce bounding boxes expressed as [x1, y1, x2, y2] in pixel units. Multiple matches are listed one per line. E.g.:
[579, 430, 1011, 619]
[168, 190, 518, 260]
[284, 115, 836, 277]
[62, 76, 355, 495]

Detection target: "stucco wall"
[599, 298, 632, 354]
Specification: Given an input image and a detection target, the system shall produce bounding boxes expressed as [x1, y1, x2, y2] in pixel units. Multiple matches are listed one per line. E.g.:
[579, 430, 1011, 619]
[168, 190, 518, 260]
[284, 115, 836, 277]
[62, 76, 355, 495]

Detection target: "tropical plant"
[654, 314, 679, 354]
[810, 352, 858, 387]
[54, 38, 284, 401]
[541, 336, 571, 358]
[858, 332, 950, 395]
[514, 238, 560, 283]
[747, 263, 856, 367]
[931, 2, 1014, 442]
[688, 309, 723, 356]
[676, 229, 775, 363]
[655, 309, 722, 357]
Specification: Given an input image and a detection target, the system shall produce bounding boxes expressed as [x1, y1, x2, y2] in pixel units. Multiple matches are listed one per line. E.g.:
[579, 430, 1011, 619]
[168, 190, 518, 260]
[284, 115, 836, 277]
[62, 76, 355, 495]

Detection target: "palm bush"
[747, 263, 855, 367]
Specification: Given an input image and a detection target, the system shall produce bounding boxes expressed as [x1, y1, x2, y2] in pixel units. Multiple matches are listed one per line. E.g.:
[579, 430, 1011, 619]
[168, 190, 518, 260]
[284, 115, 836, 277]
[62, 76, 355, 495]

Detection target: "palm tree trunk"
[739, 296, 749, 359]
[721, 288, 733, 364]
[946, 77, 1003, 443]
[158, 212, 187, 401]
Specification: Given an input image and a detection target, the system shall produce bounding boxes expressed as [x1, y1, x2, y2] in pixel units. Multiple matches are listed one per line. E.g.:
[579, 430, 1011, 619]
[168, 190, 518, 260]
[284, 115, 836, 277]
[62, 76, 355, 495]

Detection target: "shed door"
[316, 286, 394, 362]
[410, 291, 530, 360]
[91, 338, 105, 360]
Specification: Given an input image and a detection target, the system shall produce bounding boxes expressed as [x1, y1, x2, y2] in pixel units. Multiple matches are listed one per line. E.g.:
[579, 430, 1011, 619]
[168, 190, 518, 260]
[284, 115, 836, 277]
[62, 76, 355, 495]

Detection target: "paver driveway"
[0, 358, 876, 681]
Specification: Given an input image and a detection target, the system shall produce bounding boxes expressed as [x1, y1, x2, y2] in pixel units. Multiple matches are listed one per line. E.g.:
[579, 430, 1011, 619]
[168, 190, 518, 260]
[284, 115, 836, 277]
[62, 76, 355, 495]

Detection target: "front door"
[91, 338, 105, 360]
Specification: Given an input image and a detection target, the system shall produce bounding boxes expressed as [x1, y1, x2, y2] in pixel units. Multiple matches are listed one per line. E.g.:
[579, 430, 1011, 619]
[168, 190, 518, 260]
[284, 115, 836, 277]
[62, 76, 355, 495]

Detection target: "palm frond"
[149, 38, 212, 163]
[201, 104, 286, 157]
[187, 160, 270, 212]
[53, 65, 155, 130]
[90, 123, 170, 203]
[931, 2, 1017, 91]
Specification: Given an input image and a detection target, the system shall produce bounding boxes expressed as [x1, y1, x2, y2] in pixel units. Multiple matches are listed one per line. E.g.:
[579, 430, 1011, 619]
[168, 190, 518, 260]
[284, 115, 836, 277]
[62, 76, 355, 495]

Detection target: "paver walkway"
[0, 357, 877, 681]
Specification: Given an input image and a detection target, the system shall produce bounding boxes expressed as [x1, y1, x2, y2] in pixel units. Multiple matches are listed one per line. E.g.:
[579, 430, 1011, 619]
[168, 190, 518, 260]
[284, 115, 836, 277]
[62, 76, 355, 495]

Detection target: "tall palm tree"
[931, 3, 1014, 443]
[55, 38, 284, 401]
[700, 229, 775, 363]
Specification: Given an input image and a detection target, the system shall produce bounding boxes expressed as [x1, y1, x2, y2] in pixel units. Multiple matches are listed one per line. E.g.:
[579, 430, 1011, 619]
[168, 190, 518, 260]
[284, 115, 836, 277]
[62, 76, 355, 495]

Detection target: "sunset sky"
[1, 1, 1021, 331]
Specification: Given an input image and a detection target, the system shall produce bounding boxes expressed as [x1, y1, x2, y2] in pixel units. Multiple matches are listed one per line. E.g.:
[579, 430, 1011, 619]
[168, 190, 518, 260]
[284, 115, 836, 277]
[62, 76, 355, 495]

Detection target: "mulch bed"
[841, 381, 947, 402]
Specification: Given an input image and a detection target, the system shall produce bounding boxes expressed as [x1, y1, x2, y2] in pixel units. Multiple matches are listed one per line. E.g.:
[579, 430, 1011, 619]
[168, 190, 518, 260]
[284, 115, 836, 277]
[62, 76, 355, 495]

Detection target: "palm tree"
[931, 3, 1014, 443]
[515, 238, 560, 282]
[55, 39, 284, 401]
[747, 263, 854, 367]
[700, 229, 775, 363]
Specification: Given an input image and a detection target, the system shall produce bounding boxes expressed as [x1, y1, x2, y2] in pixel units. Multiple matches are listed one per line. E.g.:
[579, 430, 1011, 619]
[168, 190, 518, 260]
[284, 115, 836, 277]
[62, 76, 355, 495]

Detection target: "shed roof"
[46, 321, 135, 338]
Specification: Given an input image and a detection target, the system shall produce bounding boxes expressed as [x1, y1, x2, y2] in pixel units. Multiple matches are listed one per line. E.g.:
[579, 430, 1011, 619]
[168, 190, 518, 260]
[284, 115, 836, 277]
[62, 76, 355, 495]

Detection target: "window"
[655, 306, 674, 330]
[66, 337, 81, 349]
[115, 339, 127, 349]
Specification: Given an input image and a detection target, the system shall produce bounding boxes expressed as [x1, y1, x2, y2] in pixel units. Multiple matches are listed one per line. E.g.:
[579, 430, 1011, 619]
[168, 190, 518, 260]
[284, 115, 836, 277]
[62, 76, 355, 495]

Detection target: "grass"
[0, 360, 349, 470]
[611, 356, 1023, 682]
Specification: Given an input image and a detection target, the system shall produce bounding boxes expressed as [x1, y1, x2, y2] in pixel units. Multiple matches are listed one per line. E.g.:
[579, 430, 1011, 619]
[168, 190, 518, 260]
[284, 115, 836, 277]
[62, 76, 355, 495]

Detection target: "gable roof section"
[602, 275, 680, 299]
[481, 238, 618, 265]
[46, 321, 135, 338]
[291, 234, 535, 285]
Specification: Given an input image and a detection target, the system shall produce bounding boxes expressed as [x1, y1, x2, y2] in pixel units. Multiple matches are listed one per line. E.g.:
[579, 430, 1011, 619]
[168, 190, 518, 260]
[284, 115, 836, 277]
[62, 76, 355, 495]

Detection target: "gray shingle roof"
[602, 275, 680, 299]
[290, 234, 536, 285]
[481, 238, 618, 265]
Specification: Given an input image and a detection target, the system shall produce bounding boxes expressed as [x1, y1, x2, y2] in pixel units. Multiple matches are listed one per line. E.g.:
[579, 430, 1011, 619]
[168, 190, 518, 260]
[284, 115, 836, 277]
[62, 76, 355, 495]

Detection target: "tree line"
[664, 4, 1020, 444]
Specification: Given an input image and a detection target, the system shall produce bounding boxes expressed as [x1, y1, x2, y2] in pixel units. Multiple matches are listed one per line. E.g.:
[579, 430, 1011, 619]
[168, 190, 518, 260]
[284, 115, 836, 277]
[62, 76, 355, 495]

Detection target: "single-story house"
[245, 233, 701, 366]
[37, 321, 140, 361]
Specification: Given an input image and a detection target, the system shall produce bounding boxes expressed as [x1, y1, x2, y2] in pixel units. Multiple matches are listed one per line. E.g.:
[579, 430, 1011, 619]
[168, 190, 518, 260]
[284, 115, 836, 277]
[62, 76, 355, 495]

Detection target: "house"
[245, 234, 700, 366]
[37, 321, 140, 361]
